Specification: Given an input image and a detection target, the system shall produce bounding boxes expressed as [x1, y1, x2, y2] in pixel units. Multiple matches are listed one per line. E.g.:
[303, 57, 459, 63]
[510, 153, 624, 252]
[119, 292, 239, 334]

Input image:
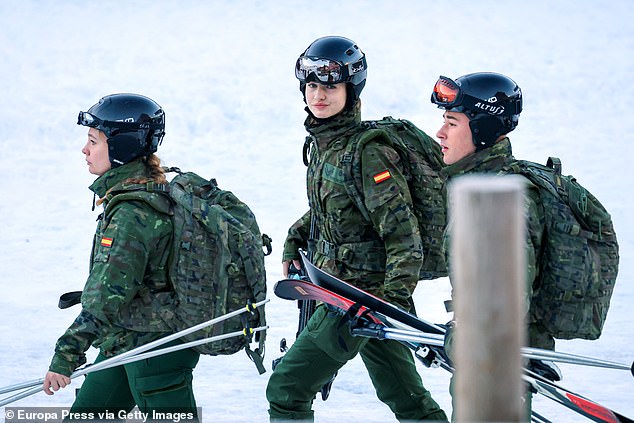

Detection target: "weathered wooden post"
[450, 175, 527, 422]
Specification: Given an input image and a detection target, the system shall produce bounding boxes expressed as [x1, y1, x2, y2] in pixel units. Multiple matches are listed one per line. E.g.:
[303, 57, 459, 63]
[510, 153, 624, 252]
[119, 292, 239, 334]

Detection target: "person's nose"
[314, 85, 327, 100]
[436, 125, 446, 141]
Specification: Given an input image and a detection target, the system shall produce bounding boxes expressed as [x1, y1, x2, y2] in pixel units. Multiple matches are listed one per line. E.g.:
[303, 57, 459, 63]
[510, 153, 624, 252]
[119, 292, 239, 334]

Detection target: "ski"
[275, 277, 383, 324]
[274, 272, 633, 423]
[275, 277, 633, 372]
[297, 249, 444, 334]
[296, 250, 634, 373]
[525, 370, 633, 423]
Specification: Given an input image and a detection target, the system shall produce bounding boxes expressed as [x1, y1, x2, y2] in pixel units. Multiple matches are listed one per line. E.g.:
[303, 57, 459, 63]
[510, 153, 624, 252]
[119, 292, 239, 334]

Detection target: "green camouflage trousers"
[69, 340, 200, 420]
[266, 304, 448, 421]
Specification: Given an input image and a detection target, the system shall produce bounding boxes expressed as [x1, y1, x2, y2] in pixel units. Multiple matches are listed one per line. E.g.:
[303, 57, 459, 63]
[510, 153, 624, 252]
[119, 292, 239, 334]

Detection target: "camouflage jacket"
[283, 105, 422, 309]
[49, 160, 174, 376]
[440, 138, 545, 322]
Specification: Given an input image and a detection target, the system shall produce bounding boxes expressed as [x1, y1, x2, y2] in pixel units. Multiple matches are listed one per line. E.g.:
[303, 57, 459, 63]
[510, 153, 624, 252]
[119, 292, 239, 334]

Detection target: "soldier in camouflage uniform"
[430, 72, 560, 420]
[43, 94, 199, 418]
[266, 36, 448, 422]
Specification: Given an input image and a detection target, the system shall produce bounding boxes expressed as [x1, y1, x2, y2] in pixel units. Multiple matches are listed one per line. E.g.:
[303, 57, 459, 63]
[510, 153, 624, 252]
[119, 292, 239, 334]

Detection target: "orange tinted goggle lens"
[433, 78, 460, 103]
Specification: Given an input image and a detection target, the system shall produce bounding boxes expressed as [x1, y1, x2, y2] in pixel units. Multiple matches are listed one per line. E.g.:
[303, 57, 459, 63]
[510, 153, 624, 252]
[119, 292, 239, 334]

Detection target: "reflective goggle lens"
[77, 111, 101, 127]
[432, 76, 461, 105]
[295, 57, 343, 83]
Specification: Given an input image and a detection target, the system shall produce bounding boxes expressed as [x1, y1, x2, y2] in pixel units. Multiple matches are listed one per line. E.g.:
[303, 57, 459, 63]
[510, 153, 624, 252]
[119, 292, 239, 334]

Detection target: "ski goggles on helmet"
[295, 56, 366, 84]
[431, 76, 464, 109]
[77, 111, 103, 128]
[78, 111, 117, 136]
[431, 75, 522, 117]
[78, 111, 159, 136]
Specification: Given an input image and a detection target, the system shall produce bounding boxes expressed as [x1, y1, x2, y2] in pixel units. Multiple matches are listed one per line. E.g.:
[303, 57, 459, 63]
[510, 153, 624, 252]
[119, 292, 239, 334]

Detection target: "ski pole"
[352, 321, 633, 374]
[0, 325, 267, 407]
[0, 299, 268, 399]
[358, 321, 634, 423]
[522, 346, 633, 374]
[401, 331, 632, 423]
[111, 326, 266, 367]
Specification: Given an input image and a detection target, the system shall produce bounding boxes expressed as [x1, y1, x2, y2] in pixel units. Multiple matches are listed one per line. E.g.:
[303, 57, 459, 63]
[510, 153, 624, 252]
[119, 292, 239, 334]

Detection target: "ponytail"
[95, 154, 166, 206]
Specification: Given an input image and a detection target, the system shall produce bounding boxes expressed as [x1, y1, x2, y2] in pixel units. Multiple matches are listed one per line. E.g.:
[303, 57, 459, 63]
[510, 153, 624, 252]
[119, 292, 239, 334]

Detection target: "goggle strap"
[78, 111, 163, 132]
[100, 120, 163, 131]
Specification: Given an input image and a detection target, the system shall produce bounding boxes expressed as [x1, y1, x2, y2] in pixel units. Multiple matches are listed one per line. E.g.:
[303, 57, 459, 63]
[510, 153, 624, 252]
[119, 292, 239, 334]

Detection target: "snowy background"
[1, 0, 633, 421]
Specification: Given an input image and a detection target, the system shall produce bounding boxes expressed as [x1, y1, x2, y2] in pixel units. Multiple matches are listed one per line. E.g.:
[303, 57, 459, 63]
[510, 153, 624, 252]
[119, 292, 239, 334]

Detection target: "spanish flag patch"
[100, 237, 113, 247]
[373, 170, 392, 184]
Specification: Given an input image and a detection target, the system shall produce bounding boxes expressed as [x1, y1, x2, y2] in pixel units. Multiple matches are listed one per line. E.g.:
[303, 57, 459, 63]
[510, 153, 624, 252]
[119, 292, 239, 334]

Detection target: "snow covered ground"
[1, 0, 632, 421]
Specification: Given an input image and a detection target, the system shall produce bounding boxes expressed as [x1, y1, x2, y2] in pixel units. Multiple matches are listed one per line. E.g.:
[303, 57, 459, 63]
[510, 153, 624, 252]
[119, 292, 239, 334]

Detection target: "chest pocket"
[320, 163, 352, 216]
[323, 162, 344, 185]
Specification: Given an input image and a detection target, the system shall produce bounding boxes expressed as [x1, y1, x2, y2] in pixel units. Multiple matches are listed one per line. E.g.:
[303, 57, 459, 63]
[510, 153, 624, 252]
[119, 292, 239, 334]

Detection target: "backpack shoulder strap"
[103, 182, 172, 221]
[340, 124, 392, 221]
[341, 116, 443, 221]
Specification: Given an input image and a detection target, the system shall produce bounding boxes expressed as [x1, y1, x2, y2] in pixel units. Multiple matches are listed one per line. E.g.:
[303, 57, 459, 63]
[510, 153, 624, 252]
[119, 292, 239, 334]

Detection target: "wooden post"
[450, 175, 527, 422]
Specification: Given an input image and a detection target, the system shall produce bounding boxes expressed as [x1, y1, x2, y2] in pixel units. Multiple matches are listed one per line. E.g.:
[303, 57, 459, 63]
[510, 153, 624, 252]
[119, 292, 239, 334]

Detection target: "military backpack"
[103, 167, 271, 373]
[342, 116, 448, 279]
[502, 157, 619, 340]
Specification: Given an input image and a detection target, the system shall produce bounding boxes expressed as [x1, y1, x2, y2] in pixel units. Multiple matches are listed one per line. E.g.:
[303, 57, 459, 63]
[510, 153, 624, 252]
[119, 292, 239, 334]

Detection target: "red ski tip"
[566, 392, 620, 423]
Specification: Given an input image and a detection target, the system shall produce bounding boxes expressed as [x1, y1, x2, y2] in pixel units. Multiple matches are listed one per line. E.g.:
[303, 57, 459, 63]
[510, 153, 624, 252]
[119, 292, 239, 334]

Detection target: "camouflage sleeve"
[360, 140, 423, 310]
[81, 200, 172, 325]
[48, 310, 102, 376]
[283, 210, 310, 262]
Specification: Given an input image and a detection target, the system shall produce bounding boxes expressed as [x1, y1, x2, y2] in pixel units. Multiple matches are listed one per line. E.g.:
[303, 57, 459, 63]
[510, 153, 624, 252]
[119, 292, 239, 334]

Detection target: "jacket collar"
[304, 102, 362, 151]
[441, 137, 515, 179]
[89, 160, 149, 199]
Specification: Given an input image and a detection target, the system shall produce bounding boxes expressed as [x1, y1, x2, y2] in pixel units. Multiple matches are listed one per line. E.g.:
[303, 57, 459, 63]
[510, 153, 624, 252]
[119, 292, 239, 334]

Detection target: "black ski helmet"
[78, 93, 166, 167]
[431, 72, 522, 149]
[295, 36, 367, 107]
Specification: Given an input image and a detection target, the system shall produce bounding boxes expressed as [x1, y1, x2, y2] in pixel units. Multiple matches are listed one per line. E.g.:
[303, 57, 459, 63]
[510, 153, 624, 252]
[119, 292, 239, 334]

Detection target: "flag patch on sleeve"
[100, 237, 113, 247]
[373, 170, 392, 184]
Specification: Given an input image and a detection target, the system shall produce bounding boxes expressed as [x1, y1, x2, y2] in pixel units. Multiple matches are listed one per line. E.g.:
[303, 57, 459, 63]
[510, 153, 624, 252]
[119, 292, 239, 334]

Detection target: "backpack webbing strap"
[245, 337, 266, 375]
[231, 229, 267, 374]
[239, 314, 266, 375]
[340, 128, 389, 222]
